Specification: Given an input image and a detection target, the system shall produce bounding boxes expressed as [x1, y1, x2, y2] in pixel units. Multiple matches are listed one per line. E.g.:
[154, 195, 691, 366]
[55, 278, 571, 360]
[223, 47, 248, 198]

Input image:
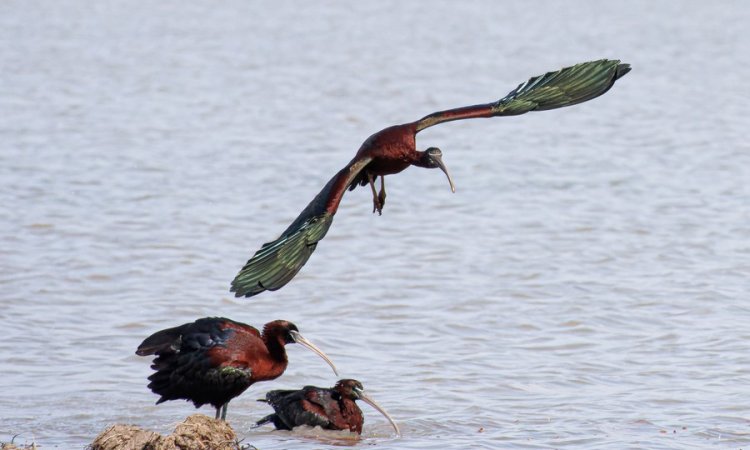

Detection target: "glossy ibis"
[231, 59, 630, 297]
[136, 317, 338, 420]
[256, 379, 400, 436]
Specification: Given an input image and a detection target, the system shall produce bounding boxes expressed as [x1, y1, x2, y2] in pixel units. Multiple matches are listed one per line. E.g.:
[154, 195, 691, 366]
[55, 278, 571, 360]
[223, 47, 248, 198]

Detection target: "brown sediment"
[1, 443, 37, 450]
[89, 414, 242, 450]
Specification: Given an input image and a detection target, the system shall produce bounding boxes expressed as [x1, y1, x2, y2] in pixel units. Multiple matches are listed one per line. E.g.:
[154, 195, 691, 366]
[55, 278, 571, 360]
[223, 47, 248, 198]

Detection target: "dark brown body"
[257, 380, 366, 433]
[353, 124, 418, 178]
[136, 318, 334, 420]
[321, 123, 418, 214]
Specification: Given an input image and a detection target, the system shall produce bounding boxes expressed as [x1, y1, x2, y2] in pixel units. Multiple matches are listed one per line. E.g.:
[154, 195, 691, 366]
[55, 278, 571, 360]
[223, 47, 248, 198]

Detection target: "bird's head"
[275, 321, 299, 344]
[417, 147, 456, 193]
[264, 320, 339, 376]
[334, 379, 401, 436]
[334, 379, 364, 399]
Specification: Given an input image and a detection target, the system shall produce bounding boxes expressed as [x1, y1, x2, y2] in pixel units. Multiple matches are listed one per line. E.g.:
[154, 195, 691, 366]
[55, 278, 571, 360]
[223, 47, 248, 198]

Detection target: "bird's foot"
[372, 176, 386, 216]
[377, 188, 386, 215]
[368, 173, 382, 215]
[372, 195, 383, 215]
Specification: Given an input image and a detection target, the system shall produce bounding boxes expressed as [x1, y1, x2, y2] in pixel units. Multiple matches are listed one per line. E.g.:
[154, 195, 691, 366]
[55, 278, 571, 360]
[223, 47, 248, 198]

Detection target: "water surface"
[1, 1, 749, 448]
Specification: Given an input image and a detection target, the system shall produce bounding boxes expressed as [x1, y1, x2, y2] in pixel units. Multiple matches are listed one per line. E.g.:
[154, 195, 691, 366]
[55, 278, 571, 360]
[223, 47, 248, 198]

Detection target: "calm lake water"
[1, 1, 749, 448]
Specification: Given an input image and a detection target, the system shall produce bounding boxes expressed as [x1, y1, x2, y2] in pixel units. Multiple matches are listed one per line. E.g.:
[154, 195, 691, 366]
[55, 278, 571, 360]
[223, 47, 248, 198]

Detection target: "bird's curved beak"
[354, 387, 401, 436]
[433, 154, 456, 193]
[289, 330, 339, 376]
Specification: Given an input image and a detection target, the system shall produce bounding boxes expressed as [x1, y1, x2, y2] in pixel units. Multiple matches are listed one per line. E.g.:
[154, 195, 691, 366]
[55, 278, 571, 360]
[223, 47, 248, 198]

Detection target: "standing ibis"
[136, 317, 338, 420]
[231, 59, 630, 297]
[256, 379, 400, 436]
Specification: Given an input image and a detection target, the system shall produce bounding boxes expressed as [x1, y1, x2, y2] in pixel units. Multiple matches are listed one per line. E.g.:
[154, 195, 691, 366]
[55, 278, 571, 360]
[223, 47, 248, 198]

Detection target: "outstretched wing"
[231, 156, 373, 298]
[415, 59, 630, 132]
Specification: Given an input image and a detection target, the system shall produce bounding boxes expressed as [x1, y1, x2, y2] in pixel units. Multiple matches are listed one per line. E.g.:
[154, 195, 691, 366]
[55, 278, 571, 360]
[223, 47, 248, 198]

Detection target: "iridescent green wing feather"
[231, 156, 373, 298]
[415, 59, 630, 132]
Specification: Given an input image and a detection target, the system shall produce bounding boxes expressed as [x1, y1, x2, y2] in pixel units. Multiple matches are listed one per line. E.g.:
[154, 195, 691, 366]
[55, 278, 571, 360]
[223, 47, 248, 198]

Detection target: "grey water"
[1, 1, 749, 448]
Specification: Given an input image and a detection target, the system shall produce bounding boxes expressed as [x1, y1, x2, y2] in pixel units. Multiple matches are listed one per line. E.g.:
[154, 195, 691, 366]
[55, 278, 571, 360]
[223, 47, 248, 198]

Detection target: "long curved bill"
[289, 330, 339, 376]
[355, 387, 401, 436]
[433, 154, 456, 193]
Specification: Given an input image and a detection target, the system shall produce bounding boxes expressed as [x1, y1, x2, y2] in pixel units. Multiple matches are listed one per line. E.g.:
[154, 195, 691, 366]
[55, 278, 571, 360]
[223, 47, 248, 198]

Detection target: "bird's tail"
[252, 414, 273, 427]
[255, 413, 290, 430]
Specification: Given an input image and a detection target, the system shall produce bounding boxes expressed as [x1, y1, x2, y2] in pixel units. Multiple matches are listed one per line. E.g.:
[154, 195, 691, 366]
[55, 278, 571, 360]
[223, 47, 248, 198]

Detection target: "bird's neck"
[339, 399, 363, 432]
[411, 150, 431, 168]
[263, 336, 289, 364]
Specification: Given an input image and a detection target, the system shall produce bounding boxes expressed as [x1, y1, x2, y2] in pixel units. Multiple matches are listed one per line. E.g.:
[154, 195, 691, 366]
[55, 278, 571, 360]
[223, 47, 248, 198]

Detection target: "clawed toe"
[377, 190, 386, 215]
[372, 198, 383, 215]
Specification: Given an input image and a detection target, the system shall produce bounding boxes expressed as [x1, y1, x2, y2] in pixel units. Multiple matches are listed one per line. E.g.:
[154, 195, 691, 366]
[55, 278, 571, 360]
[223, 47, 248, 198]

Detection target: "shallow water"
[1, 1, 749, 448]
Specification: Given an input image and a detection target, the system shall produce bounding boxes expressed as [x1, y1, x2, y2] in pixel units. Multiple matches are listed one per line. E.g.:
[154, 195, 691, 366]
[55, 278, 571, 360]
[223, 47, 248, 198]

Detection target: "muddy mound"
[1, 443, 37, 450]
[90, 414, 242, 450]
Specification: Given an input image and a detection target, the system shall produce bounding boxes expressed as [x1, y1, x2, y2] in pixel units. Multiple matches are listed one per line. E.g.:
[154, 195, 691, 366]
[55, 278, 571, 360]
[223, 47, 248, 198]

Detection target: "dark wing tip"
[493, 58, 631, 115]
[230, 215, 332, 298]
[135, 347, 151, 356]
[615, 63, 632, 80]
[136, 325, 185, 356]
[230, 278, 265, 298]
[255, 414, 275, 426]
[134, 319, 214, 356]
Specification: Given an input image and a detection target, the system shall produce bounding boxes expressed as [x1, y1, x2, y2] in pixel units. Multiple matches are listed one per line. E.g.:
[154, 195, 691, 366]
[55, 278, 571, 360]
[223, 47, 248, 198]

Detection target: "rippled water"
[2, 1, 749, 448]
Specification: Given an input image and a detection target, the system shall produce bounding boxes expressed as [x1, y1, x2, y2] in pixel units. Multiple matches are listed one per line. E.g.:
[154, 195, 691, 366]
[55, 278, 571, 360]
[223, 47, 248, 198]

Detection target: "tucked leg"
[377, 176, 386, 212]
[368, 173, 383, 215]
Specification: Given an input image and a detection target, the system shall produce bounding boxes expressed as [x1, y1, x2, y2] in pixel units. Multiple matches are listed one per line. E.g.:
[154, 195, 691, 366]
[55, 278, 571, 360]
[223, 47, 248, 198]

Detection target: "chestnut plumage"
[136, 317, 338, 420]
[257, 379, 400, 436]
[231, 59, 631, 298]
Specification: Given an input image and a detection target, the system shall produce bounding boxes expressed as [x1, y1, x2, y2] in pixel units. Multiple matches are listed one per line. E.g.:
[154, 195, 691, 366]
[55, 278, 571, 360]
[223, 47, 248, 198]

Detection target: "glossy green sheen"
[493, 59, 630, 115]
[231, 214, 334, 297]
[230, 59, 629, 298]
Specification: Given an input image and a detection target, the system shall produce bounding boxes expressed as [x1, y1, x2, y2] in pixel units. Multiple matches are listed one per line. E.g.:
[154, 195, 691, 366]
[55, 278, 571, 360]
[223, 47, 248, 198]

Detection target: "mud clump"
[89, 414, 243, 450]
[2, 443, 37, 450]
